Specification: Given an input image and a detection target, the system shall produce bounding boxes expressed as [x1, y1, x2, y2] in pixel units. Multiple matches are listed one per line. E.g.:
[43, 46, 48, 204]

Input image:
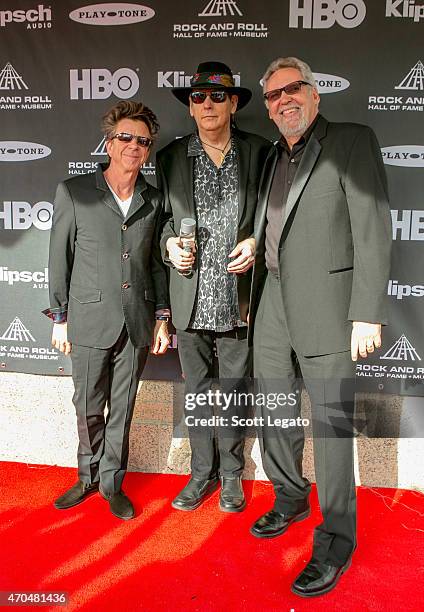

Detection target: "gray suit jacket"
[249, 116, 392, 357]
[156, 129, 272, 331]
[47, 165, 169, 349]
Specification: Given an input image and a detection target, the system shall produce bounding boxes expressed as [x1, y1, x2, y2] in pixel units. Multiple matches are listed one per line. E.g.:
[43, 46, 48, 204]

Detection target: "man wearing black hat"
[156, 61, 271, 512]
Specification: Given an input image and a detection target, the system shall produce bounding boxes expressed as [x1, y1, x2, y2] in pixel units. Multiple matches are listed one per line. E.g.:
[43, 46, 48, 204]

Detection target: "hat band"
[190, 72, 235, 88]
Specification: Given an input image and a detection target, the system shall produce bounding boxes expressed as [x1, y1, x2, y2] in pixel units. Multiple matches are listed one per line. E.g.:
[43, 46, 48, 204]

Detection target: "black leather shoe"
[291, 557, 352, 597]
[250, 506, 310, 538]
[219, 476, 246, 513]
[100, 489, 135, 520]
[171, 477, 219, 511]
[54, 481, 99, 510]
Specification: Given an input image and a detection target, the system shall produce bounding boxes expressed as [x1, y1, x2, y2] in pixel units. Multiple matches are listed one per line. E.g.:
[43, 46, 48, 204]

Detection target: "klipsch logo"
[381, 335, 422, 361]
[158, 70, 241, 88]
[0, 62, 53, 110]
[70, 67, 140, 100]
[199, 0, 242, 16]
[386, 0, 424, 22]
[368, 61, 424, 113]
[381, 145, 424, 167]
[173, 0, 268, 39]
[0, 317, 35, 342]
[289, 0, 366, 29]
[0, 142, 51, 162]
[0, 266, 48, 288]
[69, 3, 155, 25]
[0, 4, 51, 29]
[313, 73, 350, 93]
[388, 280, 424, 300]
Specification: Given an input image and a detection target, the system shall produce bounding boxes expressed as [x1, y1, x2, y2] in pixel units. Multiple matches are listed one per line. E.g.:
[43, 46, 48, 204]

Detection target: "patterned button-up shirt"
[188, 133, 245, 332]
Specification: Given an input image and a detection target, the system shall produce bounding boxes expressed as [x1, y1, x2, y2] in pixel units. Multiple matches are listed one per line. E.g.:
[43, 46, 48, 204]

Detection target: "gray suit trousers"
[71, 326, 148, 495]
[254, 273, 356, 566]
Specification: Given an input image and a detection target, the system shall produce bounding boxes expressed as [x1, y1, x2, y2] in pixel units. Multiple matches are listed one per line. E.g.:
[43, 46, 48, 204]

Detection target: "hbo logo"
[70, 68, 140, 100]
[289, 0, 366, 28]
[0, 201, 53, 230]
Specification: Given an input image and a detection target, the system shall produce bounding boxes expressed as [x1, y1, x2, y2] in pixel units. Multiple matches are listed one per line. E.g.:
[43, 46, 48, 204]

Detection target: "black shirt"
[265, 114, 320, 276]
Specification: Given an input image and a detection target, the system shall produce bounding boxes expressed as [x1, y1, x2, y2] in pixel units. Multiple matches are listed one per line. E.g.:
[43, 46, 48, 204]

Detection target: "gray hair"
[262, 56, 316, 94]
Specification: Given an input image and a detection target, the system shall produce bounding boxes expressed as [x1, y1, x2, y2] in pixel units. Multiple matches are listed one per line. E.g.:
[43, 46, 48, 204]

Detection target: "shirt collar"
[278, 113, 321, 155]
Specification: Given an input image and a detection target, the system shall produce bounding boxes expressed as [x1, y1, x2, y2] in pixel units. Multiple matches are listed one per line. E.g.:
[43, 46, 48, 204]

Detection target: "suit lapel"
[125, 174, 147, 221]
[178, 139, 195, 218]
[281, 116, 328, 233]
[256, 147, 279, 241]
[96, 165, 123, 219]
[235, 133, 250, 225]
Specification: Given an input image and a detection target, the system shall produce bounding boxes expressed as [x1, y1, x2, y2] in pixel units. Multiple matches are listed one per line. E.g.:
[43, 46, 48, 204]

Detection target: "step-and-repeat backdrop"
[0, 1, 423, 394]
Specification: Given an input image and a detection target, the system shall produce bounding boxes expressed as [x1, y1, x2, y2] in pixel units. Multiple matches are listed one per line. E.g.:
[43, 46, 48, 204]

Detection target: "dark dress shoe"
[54, 481, 99, 510]
[291, 557, 352, 597]
[250, 506, 310, 538]
[171, 477, 219, 511]
[100, 488, 135, 520]
[219, 476, 246, 513]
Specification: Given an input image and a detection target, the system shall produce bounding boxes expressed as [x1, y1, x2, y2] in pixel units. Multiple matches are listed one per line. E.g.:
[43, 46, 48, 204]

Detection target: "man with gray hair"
[249, 57, 391, 596]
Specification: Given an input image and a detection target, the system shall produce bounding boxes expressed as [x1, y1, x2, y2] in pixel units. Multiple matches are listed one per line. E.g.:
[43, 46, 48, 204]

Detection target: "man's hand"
[151, 320, 171, 355]
[166, 236, 195, 273]
[52, 322, 72, 355]
[227, 238, 255, 274]
[351, 322, 382, 361]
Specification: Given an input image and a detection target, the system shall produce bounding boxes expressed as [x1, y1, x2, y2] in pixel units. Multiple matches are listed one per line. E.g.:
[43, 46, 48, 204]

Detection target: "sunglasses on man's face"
[111, 132, 152, 147]
[263, 80, 311, 104]
[190, 90, 229, 104]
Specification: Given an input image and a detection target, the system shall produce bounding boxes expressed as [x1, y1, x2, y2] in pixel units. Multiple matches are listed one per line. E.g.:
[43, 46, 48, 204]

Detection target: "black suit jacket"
[249, 116, 392, 356]
[156, 129, 272, 331]
[47, 165, 169, 349]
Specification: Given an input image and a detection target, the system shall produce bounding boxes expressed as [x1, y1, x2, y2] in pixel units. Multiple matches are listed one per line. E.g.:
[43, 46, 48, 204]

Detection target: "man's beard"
[278, 107, 310, 140]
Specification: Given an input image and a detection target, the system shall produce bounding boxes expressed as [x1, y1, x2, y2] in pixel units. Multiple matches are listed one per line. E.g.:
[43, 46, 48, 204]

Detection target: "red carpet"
[0, 462, 423, 611]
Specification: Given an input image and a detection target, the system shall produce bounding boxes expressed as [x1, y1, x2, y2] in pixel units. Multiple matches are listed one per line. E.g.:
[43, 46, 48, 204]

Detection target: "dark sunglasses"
[263, 80, 311, 104]
[111, 132, 152, 147]
[190, 90, 229, 104]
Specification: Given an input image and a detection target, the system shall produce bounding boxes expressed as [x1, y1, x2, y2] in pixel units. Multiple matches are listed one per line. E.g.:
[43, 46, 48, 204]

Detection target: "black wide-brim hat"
[172, 61, 252, 110]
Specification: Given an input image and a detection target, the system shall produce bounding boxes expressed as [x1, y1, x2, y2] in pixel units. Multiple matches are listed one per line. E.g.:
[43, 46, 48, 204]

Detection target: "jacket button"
[122, 224, 128, 231]
[123, 252, 129, 260]
[122, 282, 130, 289]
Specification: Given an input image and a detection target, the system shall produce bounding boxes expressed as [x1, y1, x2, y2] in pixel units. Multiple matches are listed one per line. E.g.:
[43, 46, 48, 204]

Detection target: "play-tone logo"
[70, 68, 139, 100]
[0, 317, 35, 342]
[395, 60, 424, 91]
[381, 145, 424, 167]
[381, 334, 422, 361]
[199, 0, 242, 16]
[289, 0, 366, 28]
[313, 73, 350, 93]
[0, 141, 51, 162]
[69, 3, 155, 25]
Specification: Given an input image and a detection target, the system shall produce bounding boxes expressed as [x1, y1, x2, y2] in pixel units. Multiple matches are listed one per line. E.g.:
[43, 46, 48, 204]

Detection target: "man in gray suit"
[156, 62, 271, 513]
[249, 57, 392, 596]
[44, 101, 170, 520]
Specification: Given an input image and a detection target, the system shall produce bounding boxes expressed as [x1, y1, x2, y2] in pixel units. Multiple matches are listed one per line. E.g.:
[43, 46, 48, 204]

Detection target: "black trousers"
[70, 326, 148, 495]
[254, 273, 356, 566]
[177, 327, 252, 479]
